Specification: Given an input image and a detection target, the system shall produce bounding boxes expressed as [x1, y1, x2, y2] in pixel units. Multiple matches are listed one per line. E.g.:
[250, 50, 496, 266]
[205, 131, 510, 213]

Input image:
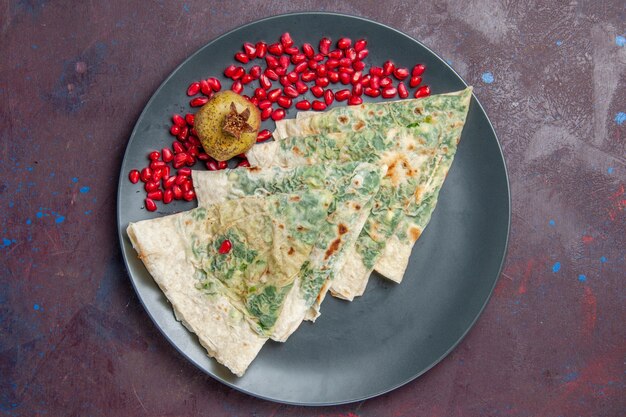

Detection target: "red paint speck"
[581, 235, 594, 244]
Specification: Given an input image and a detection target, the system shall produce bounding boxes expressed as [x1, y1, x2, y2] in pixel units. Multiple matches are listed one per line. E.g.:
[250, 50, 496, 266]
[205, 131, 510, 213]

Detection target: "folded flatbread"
[248, 88, 472, 297]
[193, 162, 384, 324]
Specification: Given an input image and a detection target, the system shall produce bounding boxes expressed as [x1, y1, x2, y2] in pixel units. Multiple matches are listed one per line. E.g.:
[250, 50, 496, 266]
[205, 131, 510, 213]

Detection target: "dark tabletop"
[1, 1, 624, 416]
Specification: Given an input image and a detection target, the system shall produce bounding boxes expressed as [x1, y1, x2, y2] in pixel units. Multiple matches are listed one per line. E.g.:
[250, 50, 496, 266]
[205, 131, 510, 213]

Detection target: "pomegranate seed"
[311, 85, 324, 97]
[183, 189, 196, 201]
[412, 64, 426, 77]
[148, 190, 163, 201]
[284, 85, 298, 98]
[256, 129, 272, 142]
[370, 66, 383, 77]
[281, 32, 294, 48]
[249, 97, 259, 106]
[307, 59, 318, 70]
[316, 65, 328, 77]
[339, 72, 351, 84]
[268, 43, 283, 56]
[255, 41, 267, 58]
[162, 165, 171, 180]
[393, 67, 409, 80]
[172, 185, 183, 199]
[152, 169, 163, 182]
[232, 67, 245, 80]
[319, 37, 331, 55]
[197, 153, 210, 161]
[148, 151, 160, 161]
[150, 160, 166, 170]
[145, 198, 157, 212]
[172, 142, 185, 154]
[295, 81, 308, 94]
[128, 169, 140, 184]
[291, 53, 306, 64]
[329, 50, 343, 60]
[206, 161, 218, 171]
[314, 53, 324, 61]
[140, 167, 152, 182]
[398, 82, 409, 98]
[339, 66, 355, 74]
[316, 77, 330, 87]
[175, 174, 187, 185]
[190, 97, 208, 107]
[279, 55, 290, 68]
[172, 114, 186, 127]
[277, 96, 292, 108]
[414, 85, 431, 98]
[353, 60, 365, 71]
[369, 76, 380, 90]
[382, 87, 397, 98]
[254, 88, 267, 100]
[326, 59, 340, 69]
[312, 100, 327, 111]
[200, 79, 212, 96]
[265, 68, 279, 80]
[380, 77, 393, 88]
[185, 153, 195, 166]
[364, 88, 381, 97]
[302, 43, 314, 57]
[218, 239, 232, 254]
[177, 126, 188, 141]
[354, 39, 367, 52]
[361, 75, 371, 86]
[177, 167, 191, 177]
[181, 180, 192, 193]
[173, 153, 187, 169]
[275, 66, 287, 76]
[144, 180, 159, 192]
[351, 71, 362, 85]
[266, 55, 279, 68]
[231, 81, 243, 94]
[217, 161, 227, 170]
[352, 83, 363, 96]
[337, 37, 352, 49]
[357, 49, 369, 60]
[383, 61, 395, 76]
[207, 77, 221, 91]
[163, 176, 176, 189]
[235, 52, 249, 64]
[241, 74, 253, 85]
[185, 113, 195, 126]
[324, 89, 334, 105]
[237, 159, 251, 168]
[258, 99, 272, 110]
[249, 65, 262, 79]
[261, 107, 272, 120]
[335, 89, 351, 101]
[243, 42, 256, 58]
[163, 189, 174, 204]
[325, 71, 337, 83]
[296, 100, 311, 110]
[224, 64, 237, 77]
[259, 74, 272, 90]
[287, 71, 298, 83]
[409, 76, 423, 88]
[301, 71, 316, 82]
[344, 48, 356, 62]
[268, 88, 282, 102]
[285, 46, 299, 55]
[187, 82, 200, 96]
[294, 62, 308, 73]
[271, 108, 286, 121]
[348, 95, 363, 105]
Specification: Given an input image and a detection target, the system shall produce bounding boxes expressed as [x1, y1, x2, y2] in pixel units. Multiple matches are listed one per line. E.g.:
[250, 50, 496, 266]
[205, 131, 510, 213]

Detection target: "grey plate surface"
[117, 12, 510, 406]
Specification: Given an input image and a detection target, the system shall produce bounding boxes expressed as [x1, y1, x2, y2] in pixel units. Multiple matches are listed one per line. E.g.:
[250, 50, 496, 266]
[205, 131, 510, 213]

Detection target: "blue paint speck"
[1, 238, 12, 248]
[481, 72, 494, 84]
[563, 371, 579, 382]
[615, 112, 626, 125]
[600, 256, 607, 263]
[33, 304, 40, 311]
[8, 201, 14, 208]
[85, 210, 92, 215]
[552, 262, 561, 273]
[183, 3, 190, 12]
[31, 44, 38, 49]
[607, 167, 614, 174]
[79, 186, 90, 193]
[26, 166, 33, 171]
[55, 216, 65, 224]
[72, 177, 78, 183]
[578, 274, 587, 282]
[549, 219, 555, 226]
[26, 219, 32, 225]
[556, 40, 563, 46]
[36, 211, 43, 218]
[616, 35, 626, 47]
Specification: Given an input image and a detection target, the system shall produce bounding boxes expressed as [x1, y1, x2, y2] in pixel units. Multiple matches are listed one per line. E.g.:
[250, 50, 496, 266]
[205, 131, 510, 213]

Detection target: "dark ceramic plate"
[117, 12, 510, 406]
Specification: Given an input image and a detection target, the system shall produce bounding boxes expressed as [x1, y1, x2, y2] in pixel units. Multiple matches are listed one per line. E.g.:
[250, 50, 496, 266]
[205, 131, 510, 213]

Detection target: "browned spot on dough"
[292, 146, 302, 156]
[185, 220, 192, 226]
[414, 185, 425, 203]
[353, 120, 365, 131]
[297, 225, 304, 231]
[278, 223, 285, 229]
[289, 195, 301, 202]
[407, 143, 416, 151]
[354, 203, 361, 210]
[248, 166, 261, 172]
[385, 154, 417, 185]
[367, 110, 375, 117]
[413, 107, 423, 115]
[338, 224, 348, 235]
[288, 247, 295, 255]
[441, 145, 449, 154]
[338, 115, 349, 124]
[324, 238, 342, 260]
[409, 225, 422, 242]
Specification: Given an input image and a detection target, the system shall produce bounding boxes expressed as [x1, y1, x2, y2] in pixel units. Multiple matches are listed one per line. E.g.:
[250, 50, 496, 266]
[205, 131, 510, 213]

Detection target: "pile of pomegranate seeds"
[129, 33, 430, 211]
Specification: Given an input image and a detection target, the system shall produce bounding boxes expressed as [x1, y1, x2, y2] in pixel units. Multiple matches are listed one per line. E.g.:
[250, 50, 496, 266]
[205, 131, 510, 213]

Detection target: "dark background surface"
[1, 1, 624, 416]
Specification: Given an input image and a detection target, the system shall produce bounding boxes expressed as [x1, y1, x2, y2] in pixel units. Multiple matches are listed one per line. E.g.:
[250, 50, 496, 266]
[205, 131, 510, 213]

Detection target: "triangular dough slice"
[247, 88, 472, 297]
